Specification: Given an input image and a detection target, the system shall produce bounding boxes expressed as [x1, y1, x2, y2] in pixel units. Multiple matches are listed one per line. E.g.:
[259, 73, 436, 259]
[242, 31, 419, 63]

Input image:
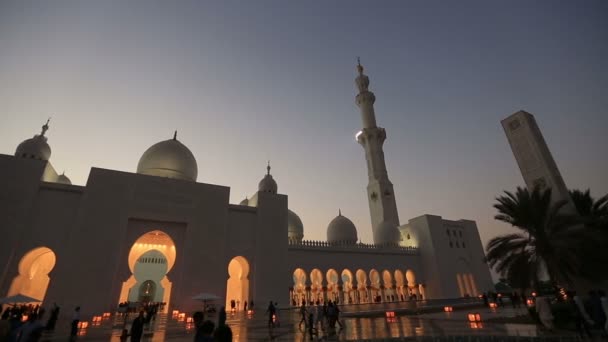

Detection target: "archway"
[340, 269, 353, 304]
[382, 270, 394, 302]
[369, 269, 381, 302]
[355, 269, 367, 303]
[310, 269, 323, 303]
[139, 280, 156, 303]
[118, 230, 176, 312]
[406, 269, 417, 298]
[225, 256, 250, 310]
[292, 268, 307, 306]
[7, 247, 56, 303]
[394, 270, 405, 301]
[326, 269, 339, 302]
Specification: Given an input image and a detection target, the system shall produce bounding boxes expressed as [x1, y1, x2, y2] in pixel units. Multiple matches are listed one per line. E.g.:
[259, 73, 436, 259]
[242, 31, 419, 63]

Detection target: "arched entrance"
[139, 280, 156, 303]
[7, 247, 56, 303]
[310, 269, 323, 303]
[355, 269, 367, 303]
[340, 269, 353, 304]
[225, 256, 250, 310]
[326, 269, 339, 302]
[118, 230, 176, 312]
[292, 268, 307, 306]
[369, 269, 381, 302]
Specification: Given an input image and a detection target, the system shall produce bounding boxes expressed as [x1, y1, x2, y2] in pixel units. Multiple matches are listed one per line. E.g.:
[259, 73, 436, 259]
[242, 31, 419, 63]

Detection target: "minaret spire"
[173, 130, 177, 140]
[41, 118, 50, 136]
[266, 160, 271, 175]
[354, 61, 400, 244]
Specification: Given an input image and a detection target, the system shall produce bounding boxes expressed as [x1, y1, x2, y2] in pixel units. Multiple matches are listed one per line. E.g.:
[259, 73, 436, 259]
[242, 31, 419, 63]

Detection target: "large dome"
[373, 221, 402, 246]
[137, 134, 198, 182]
[15, 120, 52, 161]
[258, 163, 277, 194]
[288, 209, 304, 243]
[327, 211, 358, 245]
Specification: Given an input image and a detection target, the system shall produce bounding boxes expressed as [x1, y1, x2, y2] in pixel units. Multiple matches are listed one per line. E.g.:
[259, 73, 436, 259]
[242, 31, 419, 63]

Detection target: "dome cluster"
[137, 132, 198, 182]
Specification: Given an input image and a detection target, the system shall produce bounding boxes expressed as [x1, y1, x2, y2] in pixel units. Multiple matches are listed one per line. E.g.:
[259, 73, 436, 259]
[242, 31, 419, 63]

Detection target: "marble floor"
[37, 304, 579, 341]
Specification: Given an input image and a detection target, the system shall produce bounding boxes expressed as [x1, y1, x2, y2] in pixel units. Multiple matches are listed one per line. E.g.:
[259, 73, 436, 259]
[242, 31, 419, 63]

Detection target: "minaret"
[354, 60, 400, 239]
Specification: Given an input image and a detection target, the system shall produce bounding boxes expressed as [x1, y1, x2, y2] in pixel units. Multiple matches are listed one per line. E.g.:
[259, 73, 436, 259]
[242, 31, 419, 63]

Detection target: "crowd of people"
[293, 300, 343, 339]
[0, 303, 61, 342]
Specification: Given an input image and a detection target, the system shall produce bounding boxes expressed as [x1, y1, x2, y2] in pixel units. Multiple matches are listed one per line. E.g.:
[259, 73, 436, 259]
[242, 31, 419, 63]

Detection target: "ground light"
[443, 306, 453, 312]
[467, 313, 481, 322]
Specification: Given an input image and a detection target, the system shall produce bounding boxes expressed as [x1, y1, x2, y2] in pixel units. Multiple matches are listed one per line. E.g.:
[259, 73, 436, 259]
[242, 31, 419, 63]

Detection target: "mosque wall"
[250, 191, 289, 307]
[407, 215, 493, 299]
[0, 156, 54, 298]
[43, 167, 234, 316]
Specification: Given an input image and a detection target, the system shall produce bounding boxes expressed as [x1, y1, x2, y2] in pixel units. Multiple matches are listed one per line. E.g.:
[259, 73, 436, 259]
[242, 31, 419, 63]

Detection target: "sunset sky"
[1, 1, 606, 253]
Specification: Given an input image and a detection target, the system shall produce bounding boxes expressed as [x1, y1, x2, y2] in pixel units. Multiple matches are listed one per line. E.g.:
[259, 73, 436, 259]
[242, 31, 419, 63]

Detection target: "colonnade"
[290, 268, 426, 306]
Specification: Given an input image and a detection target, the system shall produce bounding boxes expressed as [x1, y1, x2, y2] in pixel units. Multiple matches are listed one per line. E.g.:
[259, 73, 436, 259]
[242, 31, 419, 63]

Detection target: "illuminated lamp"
[497, 293, 502, 297]
[177, 313, 185, 321]
[443, 306, 453, 312]
[102, 312, 111, 318]
[489, 303, 498, 309]
[77, 321, 89, 329]
[272, 314, 277, 323]
[531, 292, 537, 297]
[385, 311, 395, 318]
[526, 299, 534, 306]
[92, 316, 102, 322]
[21, 315, 28, 322]
[467, 313, 481, 322]
[247, 310, 253, 315]
[186, 317, 193, 323]
[172, 310, 179, 318]
[469, 322, 483, 329]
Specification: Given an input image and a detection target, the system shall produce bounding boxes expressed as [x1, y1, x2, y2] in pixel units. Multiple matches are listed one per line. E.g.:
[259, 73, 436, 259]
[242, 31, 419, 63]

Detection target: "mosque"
[0, 63, 493, 316]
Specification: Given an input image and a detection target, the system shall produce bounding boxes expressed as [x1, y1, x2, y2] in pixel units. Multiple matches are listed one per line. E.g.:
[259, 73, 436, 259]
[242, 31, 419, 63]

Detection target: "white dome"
[327, 211, 358, 245]
[16, 135, 51, 161]
[137, 134, 198, 182]
[15, 120, 52, 161]
[258, 163, 277, 194]
[56, 173, 72, 185]
[373, 221, 402, 246]
[288, 209, 304, 242]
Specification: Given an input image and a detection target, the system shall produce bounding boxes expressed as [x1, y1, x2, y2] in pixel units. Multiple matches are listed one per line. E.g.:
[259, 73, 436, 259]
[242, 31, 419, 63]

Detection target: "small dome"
[56, 173, 72, 185]
[258, 163, 277, 194]
[288, 209, 304, 243]
[239, 197, 249, 206]
[15, 120, 52, 161]
[327, 211, 358, 245]
[137, 133, 198, 182]
[374, 221, 402, 246]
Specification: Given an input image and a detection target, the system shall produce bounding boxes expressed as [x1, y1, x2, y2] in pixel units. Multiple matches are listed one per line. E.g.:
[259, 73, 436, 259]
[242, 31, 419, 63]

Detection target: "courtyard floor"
[38, 302, 587, 341]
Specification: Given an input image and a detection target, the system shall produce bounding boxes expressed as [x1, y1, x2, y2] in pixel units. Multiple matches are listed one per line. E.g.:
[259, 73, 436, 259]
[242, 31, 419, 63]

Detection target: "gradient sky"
[1, 1, 607, 256]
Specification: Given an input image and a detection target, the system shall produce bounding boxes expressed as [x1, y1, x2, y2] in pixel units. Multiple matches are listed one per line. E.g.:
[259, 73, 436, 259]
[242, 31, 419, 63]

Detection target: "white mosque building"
[0, 63, 493, 316]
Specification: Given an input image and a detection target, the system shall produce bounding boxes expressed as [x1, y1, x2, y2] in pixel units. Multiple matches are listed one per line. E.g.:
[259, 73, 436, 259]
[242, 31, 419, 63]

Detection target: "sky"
[1, 1, 607, 256]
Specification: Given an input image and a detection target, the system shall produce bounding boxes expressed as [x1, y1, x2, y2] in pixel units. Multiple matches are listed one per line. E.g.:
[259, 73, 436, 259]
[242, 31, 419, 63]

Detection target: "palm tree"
[486, 186, 581, 289]
[568, 189, 608, 280]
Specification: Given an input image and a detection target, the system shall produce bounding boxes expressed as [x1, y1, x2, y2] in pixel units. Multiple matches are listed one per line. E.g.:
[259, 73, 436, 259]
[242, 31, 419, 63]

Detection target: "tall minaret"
[354, 60, 400, 238]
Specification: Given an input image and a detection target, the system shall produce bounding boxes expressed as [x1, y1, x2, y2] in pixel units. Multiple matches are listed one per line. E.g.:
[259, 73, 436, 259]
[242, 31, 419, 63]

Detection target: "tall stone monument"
[501, 110, 575, 212]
